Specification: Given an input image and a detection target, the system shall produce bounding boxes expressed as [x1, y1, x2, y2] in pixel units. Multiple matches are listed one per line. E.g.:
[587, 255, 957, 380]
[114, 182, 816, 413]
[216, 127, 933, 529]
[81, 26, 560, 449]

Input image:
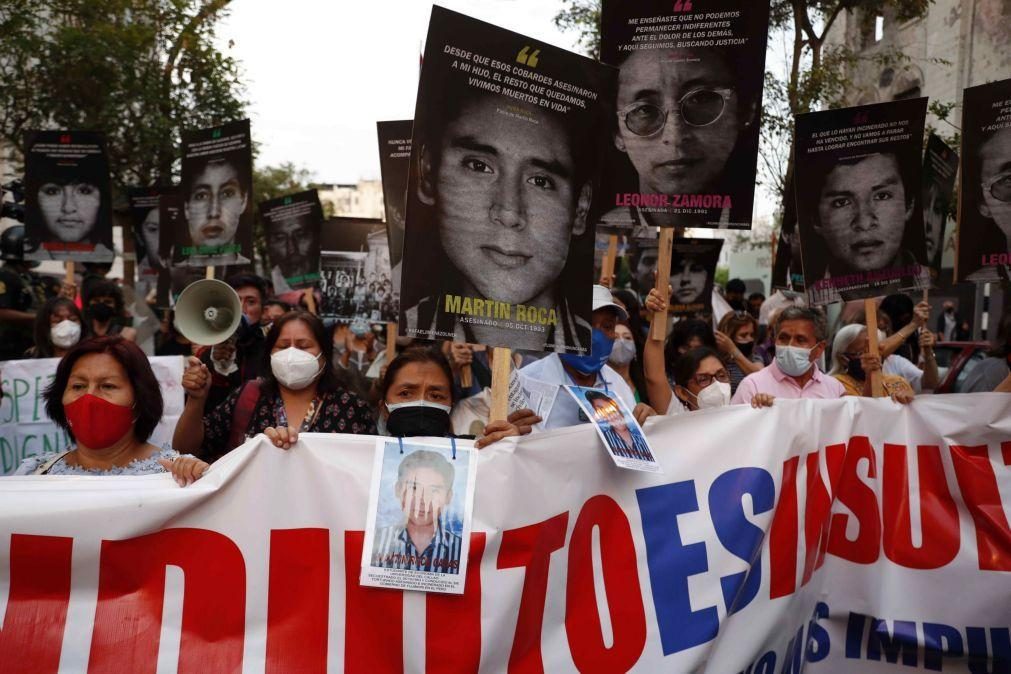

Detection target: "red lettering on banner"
[882, 444, 960, 569]
[949, 445, 1011, 571]
[426, 533, 486, 673]
[801, 444, 844, 585]
[344, 531, 403, 673]
[89, 528, 246, 673]
[770, 456, 799, 599]
[266, 529, 330, 673]
[497, 512, 570, 674]
[827, 436, 882, 564]
[0, 534, 73, 674]
[565, 496, 646, 672]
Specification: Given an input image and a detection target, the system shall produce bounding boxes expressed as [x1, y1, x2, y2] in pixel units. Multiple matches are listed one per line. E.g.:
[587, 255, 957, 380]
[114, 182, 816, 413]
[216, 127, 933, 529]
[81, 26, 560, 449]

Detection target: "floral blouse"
[201, 384, 376, 461]
[14, 446, 189, 476]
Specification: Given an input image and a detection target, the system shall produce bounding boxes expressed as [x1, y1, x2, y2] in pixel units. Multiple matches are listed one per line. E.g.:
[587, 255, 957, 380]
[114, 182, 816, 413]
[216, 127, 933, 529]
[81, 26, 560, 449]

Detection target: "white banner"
[1, 395, 1009, 672]
[0, 356, 185, 475]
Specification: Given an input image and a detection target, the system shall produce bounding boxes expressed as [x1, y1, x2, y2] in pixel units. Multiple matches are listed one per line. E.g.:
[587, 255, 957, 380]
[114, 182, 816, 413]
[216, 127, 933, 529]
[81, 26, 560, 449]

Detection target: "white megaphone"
[173, 279, 243, 346]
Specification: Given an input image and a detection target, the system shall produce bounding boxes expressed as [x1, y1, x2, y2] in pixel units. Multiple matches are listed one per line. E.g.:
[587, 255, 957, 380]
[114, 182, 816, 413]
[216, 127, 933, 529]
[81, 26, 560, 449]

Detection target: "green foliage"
[714, 266, 730, 290]
[553, 0, 601, 59]
[0, 0, 246, 193]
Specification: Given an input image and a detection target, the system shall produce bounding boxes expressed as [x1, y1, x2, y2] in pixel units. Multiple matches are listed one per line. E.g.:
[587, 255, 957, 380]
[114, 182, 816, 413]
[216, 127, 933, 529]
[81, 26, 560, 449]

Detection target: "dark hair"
[82, 280, 125, 315]
[261, 311, 342, 395]
[44, 336, 164, 443]
[584, 389, 614, 406]
[226, 274, 267, 303]
[726, 278, 747, 294]
[264, 298, 292, 313]
[32, 297, 85, 358]
[380, 346, 455, 405]
[748, 292, 766, 302]
[672, 346, 722, 389]
[665, 318, 716, 370]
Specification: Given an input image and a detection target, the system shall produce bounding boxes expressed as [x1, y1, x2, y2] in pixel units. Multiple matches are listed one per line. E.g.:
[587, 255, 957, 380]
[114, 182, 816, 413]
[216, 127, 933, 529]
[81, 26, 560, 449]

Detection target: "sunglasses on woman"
[618, 88, 736, 137]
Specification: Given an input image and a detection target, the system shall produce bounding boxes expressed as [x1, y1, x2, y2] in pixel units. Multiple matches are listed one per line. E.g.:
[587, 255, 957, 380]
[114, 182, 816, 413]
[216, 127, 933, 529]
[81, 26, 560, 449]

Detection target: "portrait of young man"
[584, 389, 654, 462]
[370, 449, 462, 575]
[794, 99, 928, 303]
[399, 7, 615, 354]
[261, 190, 323, 293]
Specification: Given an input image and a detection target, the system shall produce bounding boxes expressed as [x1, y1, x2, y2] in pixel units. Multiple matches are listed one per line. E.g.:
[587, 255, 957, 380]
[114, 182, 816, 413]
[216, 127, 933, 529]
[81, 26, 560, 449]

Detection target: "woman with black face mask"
[714, 311, 764, 396]
[379, 347, 533, 449]
[82, 280, 137, 342]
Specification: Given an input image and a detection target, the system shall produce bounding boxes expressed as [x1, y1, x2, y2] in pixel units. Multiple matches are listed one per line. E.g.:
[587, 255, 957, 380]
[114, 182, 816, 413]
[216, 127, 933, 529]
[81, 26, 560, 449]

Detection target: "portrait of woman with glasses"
[596, 1, 768, 231]
[959, 79, 1011, 282]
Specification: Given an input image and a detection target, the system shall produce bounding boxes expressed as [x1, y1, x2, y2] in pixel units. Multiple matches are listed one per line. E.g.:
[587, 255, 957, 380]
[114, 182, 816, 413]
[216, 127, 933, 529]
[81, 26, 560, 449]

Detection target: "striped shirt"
[602, 426, 654, 462]
[371, 525, 463, 575]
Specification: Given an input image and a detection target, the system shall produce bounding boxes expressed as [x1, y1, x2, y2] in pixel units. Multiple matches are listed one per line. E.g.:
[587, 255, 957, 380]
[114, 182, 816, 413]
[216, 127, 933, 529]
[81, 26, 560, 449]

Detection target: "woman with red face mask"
[12, 336, 208, 486]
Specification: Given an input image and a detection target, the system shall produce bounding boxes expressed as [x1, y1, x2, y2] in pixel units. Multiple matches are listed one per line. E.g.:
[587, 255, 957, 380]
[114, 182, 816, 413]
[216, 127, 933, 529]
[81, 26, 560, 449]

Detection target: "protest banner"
[173, 119, 254, 268]
[794, 98, 930, 305]
[376, 120, 413, 274]
[319, 217, 397, 325]
[260, 189, 323, 293]
[597, 0, 771, 231]
[1, 394, 1009, 672]
[0, 356, 185, 475]
[399, 6, 617, 354]
[956, 78, 1011, 283]
[922, 134, 959, 280]
[22, 130, 115, 263]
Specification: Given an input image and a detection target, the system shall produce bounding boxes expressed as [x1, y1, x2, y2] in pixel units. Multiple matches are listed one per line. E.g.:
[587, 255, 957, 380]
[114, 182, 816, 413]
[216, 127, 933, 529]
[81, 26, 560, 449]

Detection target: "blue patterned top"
[13, 446, 192, 476]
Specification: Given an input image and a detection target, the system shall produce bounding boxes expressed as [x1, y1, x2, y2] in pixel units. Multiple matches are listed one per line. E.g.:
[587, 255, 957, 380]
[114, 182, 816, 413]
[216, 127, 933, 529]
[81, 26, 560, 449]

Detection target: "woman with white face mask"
[173, 311, 376, 460]
[27, 297, 86, 359]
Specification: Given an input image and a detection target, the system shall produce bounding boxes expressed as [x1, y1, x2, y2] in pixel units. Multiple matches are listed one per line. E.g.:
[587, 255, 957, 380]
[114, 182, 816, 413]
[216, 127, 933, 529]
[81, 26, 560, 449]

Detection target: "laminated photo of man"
[601, 41, 760, 229]
[267, 212, 318, 292]
[182, 157, 250, 265]
[966, 125, 1011, 281]
[371, 449, 462, 574]
[809, 152, 922, 278]
[585, 390, 653, 461]
[404, 85, 595, 351]
[671, 256, 709, 306]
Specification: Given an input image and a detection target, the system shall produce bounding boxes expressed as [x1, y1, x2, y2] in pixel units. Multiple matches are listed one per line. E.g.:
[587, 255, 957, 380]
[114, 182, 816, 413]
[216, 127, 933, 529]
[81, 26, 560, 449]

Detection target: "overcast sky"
[216, 0, 581, 184]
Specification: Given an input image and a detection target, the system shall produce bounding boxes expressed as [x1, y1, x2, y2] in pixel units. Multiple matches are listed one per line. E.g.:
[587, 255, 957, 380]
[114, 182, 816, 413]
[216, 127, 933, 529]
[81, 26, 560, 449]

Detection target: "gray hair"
[776, 306, 828, 342]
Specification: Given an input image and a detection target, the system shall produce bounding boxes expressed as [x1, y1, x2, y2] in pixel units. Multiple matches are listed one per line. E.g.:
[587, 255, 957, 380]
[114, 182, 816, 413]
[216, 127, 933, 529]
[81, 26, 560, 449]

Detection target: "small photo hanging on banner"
[376, 120, 413, 276]
[956, 77, 1011, 283]
[922, 134, 959, 280]
[565, 386, 660, 473]
[794, 98, 929, 304]
[319, 217, 398, 324]
[360, 437, 478, 595]
[22, 130, 115, 262]
[176, 119, 254, 268]
[259, 189, 323, 293]
[668, 237, 724, 317]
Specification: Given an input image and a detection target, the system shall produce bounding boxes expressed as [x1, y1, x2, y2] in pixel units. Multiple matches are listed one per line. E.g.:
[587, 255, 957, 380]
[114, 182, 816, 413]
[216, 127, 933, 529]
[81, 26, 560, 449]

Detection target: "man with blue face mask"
[731, 306, 844, 405]
[518, 285, 657, 430]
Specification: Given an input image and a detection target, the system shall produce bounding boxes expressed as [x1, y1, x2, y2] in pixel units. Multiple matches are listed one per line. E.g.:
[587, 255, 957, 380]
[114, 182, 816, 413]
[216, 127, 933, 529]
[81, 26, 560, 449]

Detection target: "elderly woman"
[13, 336, 207, 484]
[25, 297, 86, 358]
[173, 310, 377, 462]
[829, 324, 914, 403]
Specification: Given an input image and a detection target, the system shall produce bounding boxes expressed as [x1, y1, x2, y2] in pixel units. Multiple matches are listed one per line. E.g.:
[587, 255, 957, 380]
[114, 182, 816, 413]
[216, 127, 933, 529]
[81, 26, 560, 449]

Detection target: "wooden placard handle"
[864, 298, 884, 398]
[386, 323, 396, 363]
[489, 346, 512, 423]
[205, 266, 215, 281]
[599, 234, 618, 286]
[303, 287, 317, 315]
[64, 260, 75, 286]
[460, 363, 473, 389]
[649, 228, 675, 342]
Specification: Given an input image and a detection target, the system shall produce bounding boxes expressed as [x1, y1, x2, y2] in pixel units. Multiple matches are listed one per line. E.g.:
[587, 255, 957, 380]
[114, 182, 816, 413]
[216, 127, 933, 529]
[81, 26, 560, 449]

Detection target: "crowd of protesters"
[2, 220, 1010, 486]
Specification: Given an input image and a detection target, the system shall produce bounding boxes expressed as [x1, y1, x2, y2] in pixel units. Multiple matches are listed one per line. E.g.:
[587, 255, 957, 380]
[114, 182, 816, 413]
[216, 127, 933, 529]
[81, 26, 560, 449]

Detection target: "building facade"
[315, 180, 385, 220]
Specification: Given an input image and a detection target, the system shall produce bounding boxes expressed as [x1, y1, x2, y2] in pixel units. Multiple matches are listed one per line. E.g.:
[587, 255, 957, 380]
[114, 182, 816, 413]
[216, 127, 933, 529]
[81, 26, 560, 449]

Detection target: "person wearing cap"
[517, 285, 657, 430]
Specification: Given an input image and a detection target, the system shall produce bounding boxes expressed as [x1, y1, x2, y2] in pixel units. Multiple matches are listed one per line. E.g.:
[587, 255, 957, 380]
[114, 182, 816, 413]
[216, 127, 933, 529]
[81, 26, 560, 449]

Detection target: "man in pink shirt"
[732, 306, 845, 405]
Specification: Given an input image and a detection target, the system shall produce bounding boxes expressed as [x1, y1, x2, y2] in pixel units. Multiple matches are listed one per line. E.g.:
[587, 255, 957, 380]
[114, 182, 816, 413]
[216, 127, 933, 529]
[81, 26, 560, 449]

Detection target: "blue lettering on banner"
[635, 479, 718, 655]
[708, 467, 774, 615]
